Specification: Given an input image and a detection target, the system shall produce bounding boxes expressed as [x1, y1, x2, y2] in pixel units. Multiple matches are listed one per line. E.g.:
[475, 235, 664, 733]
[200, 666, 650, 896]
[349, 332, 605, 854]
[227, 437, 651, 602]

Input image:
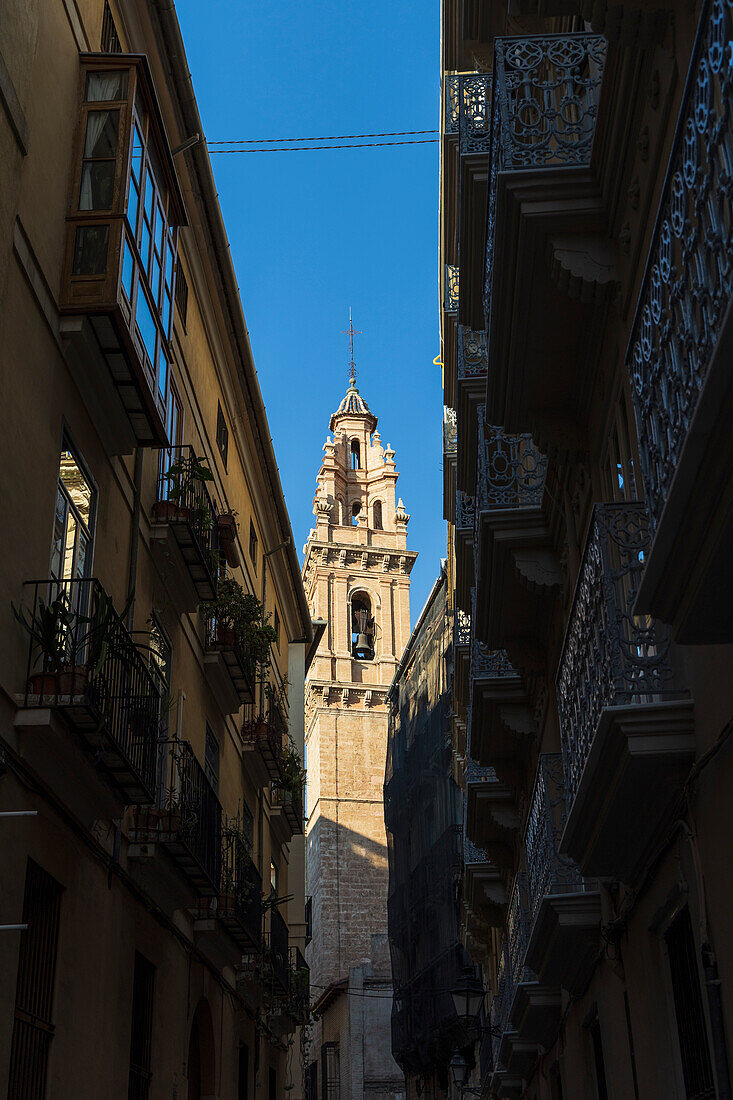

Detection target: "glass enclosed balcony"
[59, 55, 186, 452]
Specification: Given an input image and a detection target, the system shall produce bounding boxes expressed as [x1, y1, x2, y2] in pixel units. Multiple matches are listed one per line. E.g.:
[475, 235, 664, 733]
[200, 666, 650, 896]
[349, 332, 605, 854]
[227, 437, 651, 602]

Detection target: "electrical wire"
[207, 128, 438, 145]
[210, 138, 439, 153]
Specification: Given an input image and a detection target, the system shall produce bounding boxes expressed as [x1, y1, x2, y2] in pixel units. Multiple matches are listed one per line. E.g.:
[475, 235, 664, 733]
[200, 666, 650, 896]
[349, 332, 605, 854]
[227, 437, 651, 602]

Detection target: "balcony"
[497, 876, 540, 1079]
[456, 329, 488, 497]
[204, 618, 257, 715]
[484, 34, 612, 453]
[524, 754, 600, 999]
[468, 637, 531, 790]
[129, 739, 222, 896]
[59, 56, 186, 454]
[465, 714, 519, 873]
[489, 949, 524, 1099]
[626, 0, 733, 642]
[444, 265, 460, 315]
[445, 75, 491, 331]
[474, 418, 560, 669]
[455, 491, 475, 613]
[443, 407, 458, 522]
[150, 446, 218, 613]
[287, 946, 311, 1025]
[463, 833, 507, 937]
[557, 502, 695, 883]
[242, 713, 284, 787]
[265, 906, 290, 993]
[270, 784, 304, 844]
[217, 823, 262, 953]
[14, 578, 161, 812]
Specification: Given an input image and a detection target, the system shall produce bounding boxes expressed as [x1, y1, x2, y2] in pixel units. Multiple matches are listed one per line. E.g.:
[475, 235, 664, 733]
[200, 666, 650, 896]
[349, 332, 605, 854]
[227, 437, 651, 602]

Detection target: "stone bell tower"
[303, 344, 416, 1094]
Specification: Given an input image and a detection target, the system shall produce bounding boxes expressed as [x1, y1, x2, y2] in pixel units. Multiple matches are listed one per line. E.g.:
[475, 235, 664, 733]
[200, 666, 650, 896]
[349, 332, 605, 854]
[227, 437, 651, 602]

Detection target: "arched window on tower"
[351, 592, 375, 660]
[351, 501, 361, 526]
[336, 498, 344, 525]
[373, 500, 383, 530]
[351, 439, 360, 470]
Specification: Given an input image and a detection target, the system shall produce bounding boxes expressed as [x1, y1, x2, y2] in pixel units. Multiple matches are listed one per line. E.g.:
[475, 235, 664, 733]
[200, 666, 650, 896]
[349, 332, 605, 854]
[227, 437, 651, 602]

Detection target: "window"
[249, 520, 258, 571]
[350, 439, 360, 469]
[588, 1017, 608, 1100]
[128, 952, 155, 1100]
[351, 501, 361, 527]
[372, 500, 383, 530]
[665, 907, 715, 1100]
[351, 592, 374, 660]
[101, 1, 122, 52]
[7, 861, 63, 1100]
[216, 402, 229, 469]
[274, 608, 280, 649]
[204, 726, 219, 794]
[321, 1043, 340, 1100]
[238, 1044, 249, 1100]
[175, 262, 188, 327]
[604, 390, 638, 502]
[270, 859, 279, 896]
[305, 896, 313, 946]
[51, 441, 95, 581]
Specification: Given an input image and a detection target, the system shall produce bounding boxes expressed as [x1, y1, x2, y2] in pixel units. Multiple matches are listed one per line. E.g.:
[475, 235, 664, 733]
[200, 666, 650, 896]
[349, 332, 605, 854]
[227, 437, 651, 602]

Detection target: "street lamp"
[450, 965, 485, 1027]
[449, 1052, 469, 1089]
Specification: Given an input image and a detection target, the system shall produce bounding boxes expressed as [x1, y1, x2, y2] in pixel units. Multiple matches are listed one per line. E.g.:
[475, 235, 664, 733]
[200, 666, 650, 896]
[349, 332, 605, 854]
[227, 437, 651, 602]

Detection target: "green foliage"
[203, 579, 276, 668]
[12, 593, 74, 673]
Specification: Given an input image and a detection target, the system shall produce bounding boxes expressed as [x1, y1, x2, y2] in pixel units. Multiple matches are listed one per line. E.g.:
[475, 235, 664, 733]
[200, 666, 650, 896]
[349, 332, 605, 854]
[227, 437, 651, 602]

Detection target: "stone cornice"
[302, 541, 418, 595]
[304, 680, 390, 731]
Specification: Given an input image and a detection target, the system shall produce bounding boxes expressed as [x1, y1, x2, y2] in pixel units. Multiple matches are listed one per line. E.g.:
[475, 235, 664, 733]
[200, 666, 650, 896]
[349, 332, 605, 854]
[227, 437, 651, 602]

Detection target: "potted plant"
[153, 453, 213, 522]
[129, 804, 161, 840]
[203, 581, 275, 660]
[13, 590, 86, 697]
[277, 740, 305, 796]
[217, 509, 241, 568]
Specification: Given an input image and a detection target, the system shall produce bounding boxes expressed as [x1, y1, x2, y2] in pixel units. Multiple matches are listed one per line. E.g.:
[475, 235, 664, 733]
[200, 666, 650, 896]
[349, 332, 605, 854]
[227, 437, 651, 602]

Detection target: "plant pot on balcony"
[159, 807, 181, 836]
[217, 513, 241, 568]
[29, 664, 88, 698]
[152, 499, 191, 523]
[214, 623, 236, 647]
[131, 805, 160, 840]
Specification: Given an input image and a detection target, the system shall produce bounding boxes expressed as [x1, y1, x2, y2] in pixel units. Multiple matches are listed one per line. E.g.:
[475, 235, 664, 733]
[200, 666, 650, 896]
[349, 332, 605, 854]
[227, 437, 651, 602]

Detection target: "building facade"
[303, 377, 415, 1100]
[0, 1, 312, 1096]
[433, 0, 733, 1097]
[385, 566, 476, 1099]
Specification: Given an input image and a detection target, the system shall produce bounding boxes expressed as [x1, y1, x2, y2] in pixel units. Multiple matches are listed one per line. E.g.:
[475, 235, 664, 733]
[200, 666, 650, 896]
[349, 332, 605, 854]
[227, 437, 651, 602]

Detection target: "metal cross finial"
[342, 308, 362, 386]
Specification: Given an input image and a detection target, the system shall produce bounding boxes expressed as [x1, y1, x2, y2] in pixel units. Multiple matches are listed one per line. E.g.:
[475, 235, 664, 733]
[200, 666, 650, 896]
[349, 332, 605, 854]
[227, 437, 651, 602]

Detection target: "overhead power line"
[210, 138, 439, 153]
[207, 128, 438, 145]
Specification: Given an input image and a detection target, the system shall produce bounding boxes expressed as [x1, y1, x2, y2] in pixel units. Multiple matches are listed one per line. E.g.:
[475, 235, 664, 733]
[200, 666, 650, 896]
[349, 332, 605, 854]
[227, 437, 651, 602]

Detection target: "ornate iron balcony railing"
[477, 418, 548, 510]
[627, 0, 732, 532]
[485, 33, 607, 317]
[457, 326, 488, 382]
[455, 607, 471, 647]
[492, 943, 512, 1068]
[464, 834, 491, 866]
[445, 265, 460, 314]
[154, 444, 219, 596]
[506, 873, 535, 997]
[456, 490, 475, 532]
[471, 639, 516, 680]
[524, 754, 587, 920]
[556, 502, 676, 807]
[443, 406, 458, 455]
[445, 73, 492, 154]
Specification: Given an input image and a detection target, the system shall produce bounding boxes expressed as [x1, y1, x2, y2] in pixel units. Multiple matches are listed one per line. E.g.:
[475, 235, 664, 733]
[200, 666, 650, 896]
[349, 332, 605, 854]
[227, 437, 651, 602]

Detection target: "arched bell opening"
[351, 591, 375, 660]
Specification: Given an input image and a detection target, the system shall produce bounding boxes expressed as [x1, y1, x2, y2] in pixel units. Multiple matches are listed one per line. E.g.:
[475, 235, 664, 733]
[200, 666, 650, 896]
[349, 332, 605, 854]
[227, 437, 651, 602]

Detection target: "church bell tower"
[303, 328, 416, 1093]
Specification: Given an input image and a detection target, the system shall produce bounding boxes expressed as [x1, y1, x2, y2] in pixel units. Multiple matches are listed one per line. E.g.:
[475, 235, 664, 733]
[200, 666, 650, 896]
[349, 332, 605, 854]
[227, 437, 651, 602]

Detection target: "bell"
[354, 632, 373, 660]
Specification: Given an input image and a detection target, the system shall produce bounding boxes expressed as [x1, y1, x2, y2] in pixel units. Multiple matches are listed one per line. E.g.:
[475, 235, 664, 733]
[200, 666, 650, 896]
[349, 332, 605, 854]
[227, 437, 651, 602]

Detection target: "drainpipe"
[126, 447, 144, 630]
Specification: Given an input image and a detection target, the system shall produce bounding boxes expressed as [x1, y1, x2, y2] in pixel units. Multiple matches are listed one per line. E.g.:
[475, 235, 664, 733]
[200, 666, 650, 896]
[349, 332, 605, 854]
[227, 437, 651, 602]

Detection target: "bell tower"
[303, 345, 416, 1092]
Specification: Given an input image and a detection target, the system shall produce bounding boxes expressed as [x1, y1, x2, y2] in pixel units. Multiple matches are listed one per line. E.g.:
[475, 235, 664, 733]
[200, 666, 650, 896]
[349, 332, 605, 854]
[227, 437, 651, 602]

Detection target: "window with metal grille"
[249, 520, 258, 572]
[127, 952, 155, 1100]
[216, 401, 229, 469]
[238, 1043, 249, 1100]
[205, 725, 220, 794]
[589, 1017, 609, 1100]
[7, 860, 63, 1100]
[174, 262, 188, 328]
[665, 907, 715, 1100]
[101, 1, 122, 52]
[321, 1043, 340, 1100]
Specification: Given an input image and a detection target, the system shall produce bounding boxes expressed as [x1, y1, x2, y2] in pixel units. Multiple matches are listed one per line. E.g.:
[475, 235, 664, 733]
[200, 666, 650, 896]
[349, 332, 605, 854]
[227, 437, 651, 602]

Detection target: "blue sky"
[176, 0, 444, 621]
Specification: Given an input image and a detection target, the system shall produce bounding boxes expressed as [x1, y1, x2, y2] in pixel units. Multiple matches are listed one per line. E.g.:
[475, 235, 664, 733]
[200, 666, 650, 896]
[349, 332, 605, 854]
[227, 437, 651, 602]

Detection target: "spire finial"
[341, 308, 362, 387]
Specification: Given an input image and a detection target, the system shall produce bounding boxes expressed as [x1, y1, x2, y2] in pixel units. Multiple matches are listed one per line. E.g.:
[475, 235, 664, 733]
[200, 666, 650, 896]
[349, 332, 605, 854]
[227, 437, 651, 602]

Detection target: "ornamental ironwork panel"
[443, 405, 458, 454]
[464, 834, 491, 865]
[457, 326, 488, 381]
[444, 74, 492, 155]
[524, 754, 586, 920]
[627, 0, 733, 532]
[484, 33, 606, 317]
[556, 502, 677, 807]
[456, 490, 475, 531]
[445, 265, 460, 313]
[455, 607, 471, 647]
[472, 639, 516, 681]
[477, 417, 548, 509]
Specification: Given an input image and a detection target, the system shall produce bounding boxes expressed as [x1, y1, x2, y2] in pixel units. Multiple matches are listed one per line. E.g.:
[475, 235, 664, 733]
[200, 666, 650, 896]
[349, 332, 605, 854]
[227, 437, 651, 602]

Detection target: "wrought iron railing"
[267, 906, 290, 991]
[556, 502, 677, 807]
[445, 73, 492, 154]
[445, 266, 460, 314]
[524, 754, 588, 920]
[485, 33, 607, 316]
[627, 0, 732, 532]
[157, 739, 222, 891]
[477, 417, 548, 510]
[471, 639, 516, 681]
[219, 820, 261, 947]
[19, 577, 161, 800]
[154, 445, 218, 582]
[204, 615, 256, 705]
[456, 491, 475, 531]
[464, 834, 491, 866]
[271, 784, 304, 833]
[492, 943, 512, 1068]
[443, 406, 458, 456]
[455, 608, 471, 647]
[457, 326, 488, 382]
[288, 946, 310, 1023]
